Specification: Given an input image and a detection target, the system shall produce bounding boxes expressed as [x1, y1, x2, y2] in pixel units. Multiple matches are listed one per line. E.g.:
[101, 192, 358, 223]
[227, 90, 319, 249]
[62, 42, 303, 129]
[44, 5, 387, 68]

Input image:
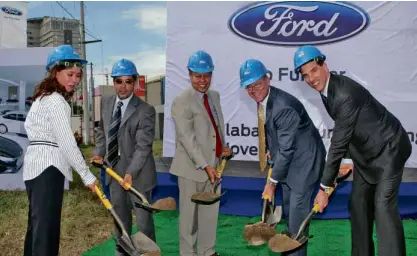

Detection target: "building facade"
[27, 17, 81, 54]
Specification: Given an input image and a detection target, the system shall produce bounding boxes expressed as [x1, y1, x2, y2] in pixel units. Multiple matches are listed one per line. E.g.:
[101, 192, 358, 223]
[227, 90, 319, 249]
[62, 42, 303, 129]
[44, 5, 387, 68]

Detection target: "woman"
[23, 45, 98, 256]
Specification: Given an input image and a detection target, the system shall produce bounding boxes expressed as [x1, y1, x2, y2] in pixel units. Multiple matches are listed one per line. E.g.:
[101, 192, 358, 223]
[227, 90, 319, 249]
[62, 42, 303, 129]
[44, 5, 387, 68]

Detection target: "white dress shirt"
[112, 92, 133, 119]
[23, 92, 96, 186]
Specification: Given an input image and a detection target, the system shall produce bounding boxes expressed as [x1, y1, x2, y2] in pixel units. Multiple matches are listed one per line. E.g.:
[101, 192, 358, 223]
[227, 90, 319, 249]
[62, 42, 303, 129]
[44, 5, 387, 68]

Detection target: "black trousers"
[350, 132, 410, 256]
[24, 165, 65, 256]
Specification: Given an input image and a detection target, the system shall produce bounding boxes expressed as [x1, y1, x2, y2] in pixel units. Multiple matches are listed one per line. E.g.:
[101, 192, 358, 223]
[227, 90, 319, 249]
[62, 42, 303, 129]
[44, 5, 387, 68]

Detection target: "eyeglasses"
[57, 61, 83, 68]
[246, 81, 264, 92]
[114, 78, 135, 85]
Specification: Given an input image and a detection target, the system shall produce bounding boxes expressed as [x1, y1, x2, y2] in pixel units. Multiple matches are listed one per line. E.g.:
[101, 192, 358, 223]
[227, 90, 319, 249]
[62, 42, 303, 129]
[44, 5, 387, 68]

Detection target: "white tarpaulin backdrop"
[0, 1, 27, 48]
[164, 1, 417, 167]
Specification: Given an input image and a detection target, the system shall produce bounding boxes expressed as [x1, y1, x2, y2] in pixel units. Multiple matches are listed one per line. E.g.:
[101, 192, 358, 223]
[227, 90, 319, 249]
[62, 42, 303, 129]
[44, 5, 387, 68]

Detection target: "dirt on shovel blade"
[191, 192, 218, 201]
[268, 233, 302, 252]
[151, 197, 176, 210]
[243, 222, 276, 245]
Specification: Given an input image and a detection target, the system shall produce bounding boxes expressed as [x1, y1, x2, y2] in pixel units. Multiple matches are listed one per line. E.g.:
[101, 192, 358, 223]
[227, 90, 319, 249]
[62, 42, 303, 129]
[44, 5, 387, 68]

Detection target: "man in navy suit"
[239, 59, 326, 256]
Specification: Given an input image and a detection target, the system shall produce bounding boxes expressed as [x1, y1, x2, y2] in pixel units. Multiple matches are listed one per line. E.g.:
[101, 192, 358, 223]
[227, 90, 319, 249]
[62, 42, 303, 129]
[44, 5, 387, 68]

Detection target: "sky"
[27, 1, 167, 86]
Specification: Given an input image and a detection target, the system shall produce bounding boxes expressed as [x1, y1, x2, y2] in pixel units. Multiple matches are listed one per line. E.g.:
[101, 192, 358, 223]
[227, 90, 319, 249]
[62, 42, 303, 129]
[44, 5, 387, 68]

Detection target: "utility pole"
[80, 1, 90, 145]
[90, 62, 95, 144]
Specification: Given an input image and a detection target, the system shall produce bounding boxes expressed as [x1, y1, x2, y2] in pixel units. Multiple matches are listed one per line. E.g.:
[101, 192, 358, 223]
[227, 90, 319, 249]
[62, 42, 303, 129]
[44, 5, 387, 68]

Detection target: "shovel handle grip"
[95, 185, 112, 210]
[106, 168, 132, 190]
[217, 158, 227, 177]
[216, 153, 234, 177]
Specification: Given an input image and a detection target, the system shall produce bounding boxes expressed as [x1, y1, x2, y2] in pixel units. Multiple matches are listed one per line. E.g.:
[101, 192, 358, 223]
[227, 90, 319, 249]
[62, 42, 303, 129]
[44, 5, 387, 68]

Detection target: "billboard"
[0, 1, 27, 48]
[163, 1, 417, 167]
[134, 75, 146, 98]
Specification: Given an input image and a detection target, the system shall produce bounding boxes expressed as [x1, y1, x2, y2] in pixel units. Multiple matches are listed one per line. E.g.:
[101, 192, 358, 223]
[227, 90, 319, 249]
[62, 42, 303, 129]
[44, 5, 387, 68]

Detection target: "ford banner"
[164, 1, 417, 167]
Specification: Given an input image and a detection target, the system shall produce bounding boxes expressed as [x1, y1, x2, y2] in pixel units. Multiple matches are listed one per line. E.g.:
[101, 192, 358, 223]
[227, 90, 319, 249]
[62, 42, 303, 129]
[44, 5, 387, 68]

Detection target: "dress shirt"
[23, 92, 96, 186]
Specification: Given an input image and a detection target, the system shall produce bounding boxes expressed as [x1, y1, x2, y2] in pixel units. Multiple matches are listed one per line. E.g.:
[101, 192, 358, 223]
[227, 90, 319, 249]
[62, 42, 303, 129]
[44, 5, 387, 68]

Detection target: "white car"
[0, 111, 27, 134]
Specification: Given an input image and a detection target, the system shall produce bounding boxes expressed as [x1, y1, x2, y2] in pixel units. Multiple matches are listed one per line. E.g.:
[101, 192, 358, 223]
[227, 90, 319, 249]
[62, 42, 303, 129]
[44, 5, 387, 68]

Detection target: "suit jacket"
[169, 88, 226, 182]
[94, 94, 157, 193]
[321, 74, 412, 186]
[266, 86, 326, 193]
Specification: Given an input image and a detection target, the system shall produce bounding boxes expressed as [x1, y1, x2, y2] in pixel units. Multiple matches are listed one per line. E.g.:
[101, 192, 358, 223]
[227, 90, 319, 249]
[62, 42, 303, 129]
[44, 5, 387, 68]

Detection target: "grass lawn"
[0, 140, 162, 256]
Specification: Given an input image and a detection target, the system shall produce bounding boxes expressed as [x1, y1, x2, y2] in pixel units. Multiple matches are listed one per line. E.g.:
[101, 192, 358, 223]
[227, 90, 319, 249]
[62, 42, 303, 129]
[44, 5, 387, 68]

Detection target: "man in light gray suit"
[91, 59, 157, 256]
[170, 50, 232, 256]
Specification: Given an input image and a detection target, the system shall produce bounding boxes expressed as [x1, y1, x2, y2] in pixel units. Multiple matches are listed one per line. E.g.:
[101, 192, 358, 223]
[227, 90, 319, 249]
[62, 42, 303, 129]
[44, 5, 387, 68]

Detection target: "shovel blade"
[117, 235, 143, 256]
[191, 191, 226, 205]
[131, 231, 161, 255]
[266, 205, 282, 227]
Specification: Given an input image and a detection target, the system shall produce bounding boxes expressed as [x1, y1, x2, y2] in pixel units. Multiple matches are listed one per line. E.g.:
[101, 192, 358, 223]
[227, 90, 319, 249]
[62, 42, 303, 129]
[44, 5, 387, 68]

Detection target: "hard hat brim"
[188, 67, 214, 74]
[241, 70, 272, 88]
[294, 55, 326, 72]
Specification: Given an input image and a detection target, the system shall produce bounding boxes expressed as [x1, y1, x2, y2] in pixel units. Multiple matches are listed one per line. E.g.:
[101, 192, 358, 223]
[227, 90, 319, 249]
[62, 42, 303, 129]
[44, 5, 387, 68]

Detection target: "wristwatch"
[267, 180, 278, 187]
[320, 185, 333, 194]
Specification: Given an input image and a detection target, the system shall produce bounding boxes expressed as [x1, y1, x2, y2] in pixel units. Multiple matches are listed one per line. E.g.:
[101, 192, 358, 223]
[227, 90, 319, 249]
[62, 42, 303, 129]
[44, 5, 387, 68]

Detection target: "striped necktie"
[258, 103, 267, 172]
[107, 101, 123, 167]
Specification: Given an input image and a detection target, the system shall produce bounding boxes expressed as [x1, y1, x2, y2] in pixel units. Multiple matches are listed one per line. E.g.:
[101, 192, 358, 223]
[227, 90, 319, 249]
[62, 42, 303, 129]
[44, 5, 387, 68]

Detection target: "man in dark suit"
[239, 59, 326, 256]
[91, 58, 157, 256]
[294, 45, 412, 256]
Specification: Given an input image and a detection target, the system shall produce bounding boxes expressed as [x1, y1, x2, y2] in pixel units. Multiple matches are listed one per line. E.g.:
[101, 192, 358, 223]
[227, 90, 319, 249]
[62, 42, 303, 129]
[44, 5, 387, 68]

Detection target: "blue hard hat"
[111, 59, 139, 78]
[293, 45, 326, 72]
[239, 59, 272, 88]
[46, 45, 87, 71]
[187, 50, 214, 73]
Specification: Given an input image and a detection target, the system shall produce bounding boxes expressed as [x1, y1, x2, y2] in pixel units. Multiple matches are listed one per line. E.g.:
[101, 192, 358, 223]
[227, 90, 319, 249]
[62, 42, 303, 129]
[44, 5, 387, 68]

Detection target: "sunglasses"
[57, 61, 84, 68]
[114, 79, 135, 85]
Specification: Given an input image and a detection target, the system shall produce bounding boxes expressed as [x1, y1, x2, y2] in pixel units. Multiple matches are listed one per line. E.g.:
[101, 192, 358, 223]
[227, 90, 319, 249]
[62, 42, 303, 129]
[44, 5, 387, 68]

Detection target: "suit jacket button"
[213, 135, 215, 138]
[213, 149, 215, 151]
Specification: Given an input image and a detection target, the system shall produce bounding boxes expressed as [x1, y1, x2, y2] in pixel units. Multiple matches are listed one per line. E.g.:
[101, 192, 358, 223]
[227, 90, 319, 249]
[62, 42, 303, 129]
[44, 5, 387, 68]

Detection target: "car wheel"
[0, 124, 7, 134]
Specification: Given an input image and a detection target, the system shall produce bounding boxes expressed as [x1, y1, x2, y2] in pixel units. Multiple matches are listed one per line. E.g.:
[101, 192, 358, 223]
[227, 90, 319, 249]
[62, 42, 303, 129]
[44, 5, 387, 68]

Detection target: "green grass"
[0, 140, 163, 256]
[83, 212, 417, 256]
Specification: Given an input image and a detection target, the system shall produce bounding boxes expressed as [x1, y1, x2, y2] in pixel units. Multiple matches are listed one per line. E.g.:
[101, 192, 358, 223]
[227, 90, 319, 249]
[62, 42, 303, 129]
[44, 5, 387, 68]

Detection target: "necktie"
[320, 94, 330, 112]
[257, 103, 267, 172]
[107, 101, 123, 167]
[203, 94, 223, 158]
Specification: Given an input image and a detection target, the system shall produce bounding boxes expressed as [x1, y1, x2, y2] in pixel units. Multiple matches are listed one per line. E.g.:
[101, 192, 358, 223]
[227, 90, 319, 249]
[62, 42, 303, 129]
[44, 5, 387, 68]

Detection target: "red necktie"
[204, 94, 223, 157]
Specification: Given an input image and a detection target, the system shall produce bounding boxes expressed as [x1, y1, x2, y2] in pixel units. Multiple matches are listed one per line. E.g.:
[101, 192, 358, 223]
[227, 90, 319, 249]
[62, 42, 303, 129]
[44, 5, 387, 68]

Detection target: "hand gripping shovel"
[91, 161, 176, 213]
[268, 168, 353, 253]
[243, 161, 283, 246]
[191, 153, 234, 205]
[94, 185, 161, 256]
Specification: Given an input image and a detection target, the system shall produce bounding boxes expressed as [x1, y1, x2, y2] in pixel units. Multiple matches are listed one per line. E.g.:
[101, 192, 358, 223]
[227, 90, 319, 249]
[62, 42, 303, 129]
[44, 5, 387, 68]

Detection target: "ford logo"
[228, 1, 370, 46]
[1, 6, 23, 16]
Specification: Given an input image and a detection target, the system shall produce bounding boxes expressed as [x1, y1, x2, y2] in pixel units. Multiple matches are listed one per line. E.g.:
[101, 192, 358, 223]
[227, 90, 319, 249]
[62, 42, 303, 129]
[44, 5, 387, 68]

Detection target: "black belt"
[29, 140, 58, 148]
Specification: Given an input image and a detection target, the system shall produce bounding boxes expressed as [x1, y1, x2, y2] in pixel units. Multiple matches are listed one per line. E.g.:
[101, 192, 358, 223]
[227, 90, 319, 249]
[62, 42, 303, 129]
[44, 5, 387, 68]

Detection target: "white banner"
[0, 1, 27, 48]
[164, 1, 417, 167]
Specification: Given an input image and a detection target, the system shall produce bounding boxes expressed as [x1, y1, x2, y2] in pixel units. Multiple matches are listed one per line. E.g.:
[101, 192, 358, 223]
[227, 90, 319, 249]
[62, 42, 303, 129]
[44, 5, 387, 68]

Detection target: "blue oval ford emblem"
[228, 1, 370, 46]
[1, 6, 23, 16]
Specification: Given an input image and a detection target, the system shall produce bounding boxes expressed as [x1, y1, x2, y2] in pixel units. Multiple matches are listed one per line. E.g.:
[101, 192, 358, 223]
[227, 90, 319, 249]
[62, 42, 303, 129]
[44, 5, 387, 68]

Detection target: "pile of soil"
[242, 222, 276, 245]
[268, 234, 302, 252]
[191, 192, 217, 201]
[152, 197, 176, 210]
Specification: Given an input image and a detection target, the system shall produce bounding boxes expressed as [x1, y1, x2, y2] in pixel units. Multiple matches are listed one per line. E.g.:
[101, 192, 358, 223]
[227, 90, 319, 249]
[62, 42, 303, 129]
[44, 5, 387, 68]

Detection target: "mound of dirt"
[191, 192, 217, 201]
[152, 197, 176, 210]
[268, 234, 302, 252]
[242, 222, 276, 246]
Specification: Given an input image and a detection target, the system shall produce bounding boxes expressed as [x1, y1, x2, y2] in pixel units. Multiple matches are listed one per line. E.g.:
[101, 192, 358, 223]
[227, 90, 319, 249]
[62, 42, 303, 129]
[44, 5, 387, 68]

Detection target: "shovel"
[191, 153, 234, 205]
[268, 168, 353, 253]
[94, 185, 161, 256]
[91, 161, 176, 213]
[242, 161, 282, 246]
